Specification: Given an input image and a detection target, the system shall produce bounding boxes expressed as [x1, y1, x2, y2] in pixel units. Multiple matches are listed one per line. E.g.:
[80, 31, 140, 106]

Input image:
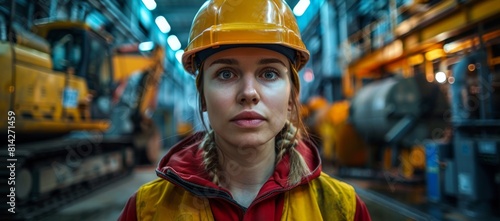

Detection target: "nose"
[237, 77, 260, 105]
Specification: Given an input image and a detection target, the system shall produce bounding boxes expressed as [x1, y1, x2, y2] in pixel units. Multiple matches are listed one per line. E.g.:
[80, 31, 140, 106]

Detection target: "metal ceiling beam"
[86, 0, 147, 43]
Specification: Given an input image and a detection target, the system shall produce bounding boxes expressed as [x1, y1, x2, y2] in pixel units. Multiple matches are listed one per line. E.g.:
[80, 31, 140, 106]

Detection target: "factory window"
[87, 33, 112, 96]
[48, 30, 84, 72]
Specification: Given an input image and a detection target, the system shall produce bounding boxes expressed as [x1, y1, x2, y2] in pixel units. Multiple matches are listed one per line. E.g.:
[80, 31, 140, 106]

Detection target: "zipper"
[156, 169, 248, 212]
[248, 163, 321, 209]
[156, 146, 323, 221]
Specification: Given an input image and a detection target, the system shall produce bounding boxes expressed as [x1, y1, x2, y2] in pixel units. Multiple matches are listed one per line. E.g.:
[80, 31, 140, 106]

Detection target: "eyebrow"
[208, 58, 238, 67]
[258, 58, 287, 67]
[208, 58, 287, 67]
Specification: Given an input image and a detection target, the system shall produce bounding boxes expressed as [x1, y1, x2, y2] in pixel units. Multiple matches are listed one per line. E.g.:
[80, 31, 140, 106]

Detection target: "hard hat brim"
[182, 24, 309, 74]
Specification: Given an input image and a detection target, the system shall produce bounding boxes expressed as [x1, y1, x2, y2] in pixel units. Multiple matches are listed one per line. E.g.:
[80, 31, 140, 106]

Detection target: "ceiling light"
[142, 0, 157, 11]
[175, 50, 184, 63]
[435, 71, 446, 83]
[167, 35, 181, 51]
[293, 0, 310, 17]
[138, 41, 154, 51]
[155, 16, 170, 34]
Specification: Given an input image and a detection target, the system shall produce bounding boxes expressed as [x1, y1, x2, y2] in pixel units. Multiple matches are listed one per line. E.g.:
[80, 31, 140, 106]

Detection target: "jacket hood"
[156, 132, 322, 197]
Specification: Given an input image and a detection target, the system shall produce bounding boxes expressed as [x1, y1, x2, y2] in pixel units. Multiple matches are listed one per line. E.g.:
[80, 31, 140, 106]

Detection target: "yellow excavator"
[0, 13, 164, 220]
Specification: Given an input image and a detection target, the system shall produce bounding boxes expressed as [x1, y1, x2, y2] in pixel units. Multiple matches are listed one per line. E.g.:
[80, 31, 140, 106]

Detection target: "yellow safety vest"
[135, 172, 356, 221]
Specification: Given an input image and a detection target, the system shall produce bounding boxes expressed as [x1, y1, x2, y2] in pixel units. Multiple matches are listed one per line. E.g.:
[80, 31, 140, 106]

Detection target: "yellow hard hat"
[182, 0, 310, 75]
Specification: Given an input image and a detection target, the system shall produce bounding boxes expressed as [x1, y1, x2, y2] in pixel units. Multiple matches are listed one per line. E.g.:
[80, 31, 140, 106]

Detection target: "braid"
[276, 121, 311, 186]
[275, 121, 297, 162]
[200, 130, 222, 185]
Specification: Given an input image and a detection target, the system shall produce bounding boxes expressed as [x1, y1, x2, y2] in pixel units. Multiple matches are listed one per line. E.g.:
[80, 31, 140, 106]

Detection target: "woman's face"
[202, 47, 291, 148]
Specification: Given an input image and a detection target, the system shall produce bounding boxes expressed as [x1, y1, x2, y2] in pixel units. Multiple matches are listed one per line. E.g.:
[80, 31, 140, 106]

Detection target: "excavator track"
[0, 134, 135, 221]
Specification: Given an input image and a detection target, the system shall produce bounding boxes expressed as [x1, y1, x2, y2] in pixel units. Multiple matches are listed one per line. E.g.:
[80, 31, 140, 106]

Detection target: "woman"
[119, 0, 371, 220]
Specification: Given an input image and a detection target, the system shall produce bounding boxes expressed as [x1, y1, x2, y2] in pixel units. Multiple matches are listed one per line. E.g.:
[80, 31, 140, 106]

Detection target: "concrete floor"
[40, 166, 157, 221]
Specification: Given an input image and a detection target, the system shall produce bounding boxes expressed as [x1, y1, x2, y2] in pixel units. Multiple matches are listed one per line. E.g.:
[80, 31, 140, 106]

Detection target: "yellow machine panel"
[0, 42, 14, 126]
[1, 41, 109, 134]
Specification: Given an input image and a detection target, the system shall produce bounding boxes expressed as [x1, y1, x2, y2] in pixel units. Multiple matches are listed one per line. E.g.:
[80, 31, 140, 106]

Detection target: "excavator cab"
[1, 17, 111, 136]
[35, 21, 114, 120]
[34, 21, 164, 165]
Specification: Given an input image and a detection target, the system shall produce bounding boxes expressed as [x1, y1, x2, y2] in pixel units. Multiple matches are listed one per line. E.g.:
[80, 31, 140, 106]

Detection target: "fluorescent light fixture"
[293, 0, 310, 17]
[155, 16, 171, 33]
[142, 0, 157, 11]
[175, 50, 184, 64]
[435, 71, 446, 83]
[138, 41, 154, 51]
[167, 35, 181, 51]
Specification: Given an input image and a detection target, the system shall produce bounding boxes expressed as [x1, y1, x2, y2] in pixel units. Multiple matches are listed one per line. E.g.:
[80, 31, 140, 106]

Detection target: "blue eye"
[261, 69, 279, 80]
[218, 70, 234, 80]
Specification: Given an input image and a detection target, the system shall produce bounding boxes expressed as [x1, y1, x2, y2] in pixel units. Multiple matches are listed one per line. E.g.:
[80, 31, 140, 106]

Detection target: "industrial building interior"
[1, 0, 499, 220]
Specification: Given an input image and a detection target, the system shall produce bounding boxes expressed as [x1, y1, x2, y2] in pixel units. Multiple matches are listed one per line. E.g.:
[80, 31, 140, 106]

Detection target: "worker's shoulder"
[135, 177, 181, 203]
[311, 172, 355, 194]
[137, 177, 174, 195]
[140, 177, 166, 188]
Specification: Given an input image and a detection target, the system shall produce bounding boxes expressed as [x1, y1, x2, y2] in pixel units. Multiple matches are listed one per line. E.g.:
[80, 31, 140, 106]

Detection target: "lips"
[230, 111, 265, 128]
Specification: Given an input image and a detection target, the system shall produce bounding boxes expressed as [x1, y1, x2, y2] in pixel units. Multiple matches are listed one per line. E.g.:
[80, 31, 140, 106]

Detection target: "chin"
[226, 131, 275, 148]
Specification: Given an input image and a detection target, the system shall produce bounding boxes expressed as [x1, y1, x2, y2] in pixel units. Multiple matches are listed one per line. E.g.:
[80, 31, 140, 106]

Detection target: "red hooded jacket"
[119, 132, 371, 220]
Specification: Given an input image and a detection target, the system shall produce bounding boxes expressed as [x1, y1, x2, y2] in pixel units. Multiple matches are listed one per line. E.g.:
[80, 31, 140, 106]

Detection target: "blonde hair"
[196, 63, 311, 186]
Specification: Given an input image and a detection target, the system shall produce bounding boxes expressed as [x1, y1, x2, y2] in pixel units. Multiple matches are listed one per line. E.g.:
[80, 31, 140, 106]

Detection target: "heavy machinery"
[424, 38, 500, 218]
[324, 0, 500, 219]
[312, 75, 448, 177]
[0, 8, 164, 221]
[349, 75, 448, 173]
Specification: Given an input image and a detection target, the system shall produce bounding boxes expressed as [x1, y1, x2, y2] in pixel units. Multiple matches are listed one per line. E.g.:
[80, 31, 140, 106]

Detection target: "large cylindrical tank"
[350, 76, 448, 146]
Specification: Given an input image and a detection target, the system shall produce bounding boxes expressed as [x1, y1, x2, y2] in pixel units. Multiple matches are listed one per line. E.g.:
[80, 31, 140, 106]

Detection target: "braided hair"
[200, 121, 311, 186]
